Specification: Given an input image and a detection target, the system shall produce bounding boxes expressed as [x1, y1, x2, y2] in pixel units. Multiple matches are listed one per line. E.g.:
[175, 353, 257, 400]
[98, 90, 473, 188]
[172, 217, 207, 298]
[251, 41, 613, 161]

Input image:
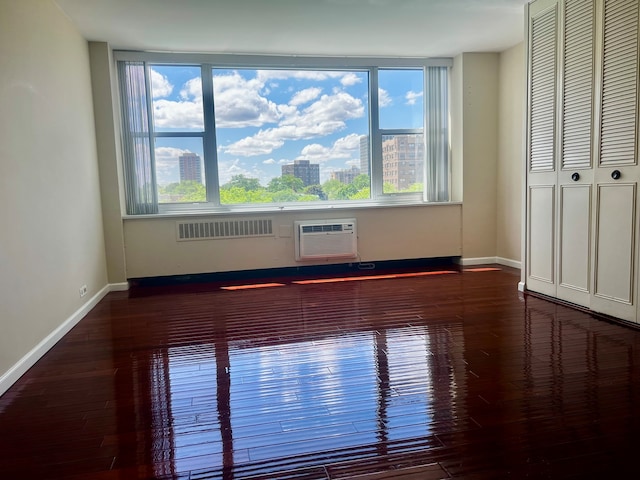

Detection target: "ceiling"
[54, 0, 529, 58]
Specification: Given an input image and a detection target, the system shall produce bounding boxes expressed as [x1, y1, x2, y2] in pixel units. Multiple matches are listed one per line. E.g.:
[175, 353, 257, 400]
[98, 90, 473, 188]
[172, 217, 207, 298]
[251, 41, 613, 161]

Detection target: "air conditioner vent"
[295, 219, 357, 261]
[302, 224, 344, 233]
[176, 218, 273, 241]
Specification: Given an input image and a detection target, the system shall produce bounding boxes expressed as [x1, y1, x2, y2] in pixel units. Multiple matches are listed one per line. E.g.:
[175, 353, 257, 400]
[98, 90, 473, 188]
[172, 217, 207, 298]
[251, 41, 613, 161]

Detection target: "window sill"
[122, 200, 461, 220]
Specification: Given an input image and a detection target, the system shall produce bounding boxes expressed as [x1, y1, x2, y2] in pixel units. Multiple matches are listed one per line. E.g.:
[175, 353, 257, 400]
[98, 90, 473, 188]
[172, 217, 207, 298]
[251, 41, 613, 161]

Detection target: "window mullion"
[201, 64, 220, 205]
[370, 67, 383, 199]
[378, 128, 424, 136]
[154, 132, 204, 138]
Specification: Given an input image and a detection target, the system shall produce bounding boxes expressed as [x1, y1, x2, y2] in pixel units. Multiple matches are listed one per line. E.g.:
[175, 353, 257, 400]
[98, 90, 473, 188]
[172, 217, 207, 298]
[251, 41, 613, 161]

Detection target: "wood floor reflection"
[2, 266, 640, 479]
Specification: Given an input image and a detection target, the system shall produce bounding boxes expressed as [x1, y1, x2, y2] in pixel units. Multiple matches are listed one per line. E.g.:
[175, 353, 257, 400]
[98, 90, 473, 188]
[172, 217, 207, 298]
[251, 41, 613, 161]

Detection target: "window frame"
[115, 51, 452, 215]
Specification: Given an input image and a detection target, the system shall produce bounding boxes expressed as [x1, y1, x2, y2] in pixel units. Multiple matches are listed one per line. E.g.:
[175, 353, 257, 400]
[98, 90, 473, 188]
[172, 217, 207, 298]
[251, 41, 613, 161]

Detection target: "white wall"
[457, 53, 500, 261]
[89, 42, 127, 284]
[497, 43, 524, 265]
[124, 206, 462, 278]
[0, 0, 108, 389]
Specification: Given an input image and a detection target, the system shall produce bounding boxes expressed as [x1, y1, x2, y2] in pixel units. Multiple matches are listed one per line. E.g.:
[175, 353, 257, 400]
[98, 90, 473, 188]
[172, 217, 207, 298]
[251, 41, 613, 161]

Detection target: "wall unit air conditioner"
[294, 219, 357, 261]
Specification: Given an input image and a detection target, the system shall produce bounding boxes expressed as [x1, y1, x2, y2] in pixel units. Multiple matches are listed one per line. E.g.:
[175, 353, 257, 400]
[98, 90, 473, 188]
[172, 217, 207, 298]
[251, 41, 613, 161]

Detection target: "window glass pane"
[382, 134, 424, 194]
[155, 137, 206, 203]
[378, 69, 424, 130]
[149, 65, 204, 132]
[212, 68, 370, 204]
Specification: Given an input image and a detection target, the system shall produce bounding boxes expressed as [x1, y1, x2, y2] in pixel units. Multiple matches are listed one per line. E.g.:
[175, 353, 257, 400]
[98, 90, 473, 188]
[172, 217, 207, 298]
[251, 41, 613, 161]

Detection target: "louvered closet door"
[556, 0, 596, 307]
[527, 0, 560, 297]
[591, 0, 640, 322]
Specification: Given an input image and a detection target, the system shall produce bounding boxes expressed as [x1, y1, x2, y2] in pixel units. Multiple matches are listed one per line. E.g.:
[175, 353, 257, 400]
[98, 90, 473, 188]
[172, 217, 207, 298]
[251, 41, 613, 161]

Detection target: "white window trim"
[114, 51, 453, 216]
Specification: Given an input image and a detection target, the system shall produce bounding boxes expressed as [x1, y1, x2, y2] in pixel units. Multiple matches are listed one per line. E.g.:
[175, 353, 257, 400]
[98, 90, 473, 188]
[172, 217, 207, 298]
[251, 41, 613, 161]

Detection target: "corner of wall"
[89, 42, 128, 284]
[458, 52, 500, 260]
[496, 43, 525, 265]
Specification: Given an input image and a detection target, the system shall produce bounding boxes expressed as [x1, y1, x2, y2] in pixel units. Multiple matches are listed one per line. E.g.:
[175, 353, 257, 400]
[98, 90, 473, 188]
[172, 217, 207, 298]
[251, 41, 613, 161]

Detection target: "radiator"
[294, 219, 357, 261]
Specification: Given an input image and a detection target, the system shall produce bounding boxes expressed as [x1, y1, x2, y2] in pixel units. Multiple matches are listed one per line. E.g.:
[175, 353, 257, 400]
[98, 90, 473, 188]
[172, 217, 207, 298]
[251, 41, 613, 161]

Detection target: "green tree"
[159, 181, 206, 202]
[220, 186, 275, 204]
[322, 179, 345, 200]
[405, 182, 423, 192]
[349, 187, 370, 200]
[271, 190, 301, 202]
[222, 174, 262, 191]
[383, 182, 398, 193]
[322, 175, 371, 200]
[267, 174, 304, 193]
[352, 174, 370, 190]
[304, 184, 326, 200]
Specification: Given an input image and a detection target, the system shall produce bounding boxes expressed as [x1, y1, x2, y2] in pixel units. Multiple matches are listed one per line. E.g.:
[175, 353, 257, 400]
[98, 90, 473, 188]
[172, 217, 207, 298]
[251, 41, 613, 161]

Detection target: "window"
[117, 54, 450, 215]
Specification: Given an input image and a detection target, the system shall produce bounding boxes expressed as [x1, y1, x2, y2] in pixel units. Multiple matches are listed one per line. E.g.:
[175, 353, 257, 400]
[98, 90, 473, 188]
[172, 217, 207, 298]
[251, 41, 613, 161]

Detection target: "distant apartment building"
[281, 160, 320, 186]
[179, 152, 202, 183]
[382, 135, 424, 190]
[359, 135, 369, 176]
[330, 166, 361, 184]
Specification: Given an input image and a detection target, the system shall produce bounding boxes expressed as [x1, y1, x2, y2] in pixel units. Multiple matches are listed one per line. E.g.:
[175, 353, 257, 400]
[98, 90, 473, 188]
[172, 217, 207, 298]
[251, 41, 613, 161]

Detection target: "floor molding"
[459, 256, 521, 269]
[496, 257, 522, 269]
[458, 256, 497, 266]
[110, 282, 129, 291]
[0, 284, 112, 397]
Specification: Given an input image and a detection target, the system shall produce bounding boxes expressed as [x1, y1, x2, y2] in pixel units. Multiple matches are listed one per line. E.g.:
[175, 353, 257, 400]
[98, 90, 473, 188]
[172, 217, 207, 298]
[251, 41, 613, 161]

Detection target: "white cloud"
[299, 143, 331, 160]
[213, 72, 282, 128]
[297, 133, 361, 163]
[180, 77, 202, 100]
[224, 92, 364, 157]
[155, 146, 189, 158]
[332, 133, 361, 152]
[291, 92, 363, 128]
[262, 158, 276, 165]
[257, 70, 345, 83]
[224, 130, 285, 156]
[340, 73, 362, 87]
[289, 87, 322, 106]
[153, 98, 204, 129]
[379, 88, 392, 107]
[345, 158, 361, 167]
[150, 69, 173, 98]
[151, 69, 367, 157]
[151, 75, 203, 129]
[257, 70, 364, 89]
[406, 90, 424, 105]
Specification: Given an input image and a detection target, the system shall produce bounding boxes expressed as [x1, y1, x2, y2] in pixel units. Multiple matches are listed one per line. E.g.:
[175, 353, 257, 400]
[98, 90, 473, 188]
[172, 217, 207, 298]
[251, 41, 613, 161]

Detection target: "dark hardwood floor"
[2, 265, 640, 479]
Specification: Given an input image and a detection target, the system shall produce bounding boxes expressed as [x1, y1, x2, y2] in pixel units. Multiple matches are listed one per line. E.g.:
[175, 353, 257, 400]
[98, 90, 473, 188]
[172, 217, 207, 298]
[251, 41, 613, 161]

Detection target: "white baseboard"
[518, 281, 526, 292]
[496, 257, 522, 269]
[109, 282, 129, 292]
[459, 257, 522, 269]
[0, 283, 119, 397]
[459, 257, 497, 266]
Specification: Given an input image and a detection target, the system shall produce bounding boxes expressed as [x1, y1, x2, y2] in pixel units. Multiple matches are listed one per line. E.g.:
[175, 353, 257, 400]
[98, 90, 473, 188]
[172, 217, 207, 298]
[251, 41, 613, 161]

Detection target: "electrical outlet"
[79, 285, 88, 298]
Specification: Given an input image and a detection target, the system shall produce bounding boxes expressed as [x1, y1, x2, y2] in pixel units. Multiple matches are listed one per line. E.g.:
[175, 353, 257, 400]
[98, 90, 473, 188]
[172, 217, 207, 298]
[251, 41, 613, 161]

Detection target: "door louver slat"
[600, 0, 638, 166]
[529, 6, 558, 172]
[562, 0, 595, 170]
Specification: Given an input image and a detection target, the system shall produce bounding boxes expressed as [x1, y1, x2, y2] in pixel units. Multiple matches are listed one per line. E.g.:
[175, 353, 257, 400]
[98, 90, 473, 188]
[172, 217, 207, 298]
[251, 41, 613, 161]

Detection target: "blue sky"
[150, 66, 424, 186]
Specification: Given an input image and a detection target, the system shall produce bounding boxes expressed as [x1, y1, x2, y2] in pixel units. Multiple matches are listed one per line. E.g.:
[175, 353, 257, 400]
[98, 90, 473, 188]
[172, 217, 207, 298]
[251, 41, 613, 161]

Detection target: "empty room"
[2, 0, 640, 478]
